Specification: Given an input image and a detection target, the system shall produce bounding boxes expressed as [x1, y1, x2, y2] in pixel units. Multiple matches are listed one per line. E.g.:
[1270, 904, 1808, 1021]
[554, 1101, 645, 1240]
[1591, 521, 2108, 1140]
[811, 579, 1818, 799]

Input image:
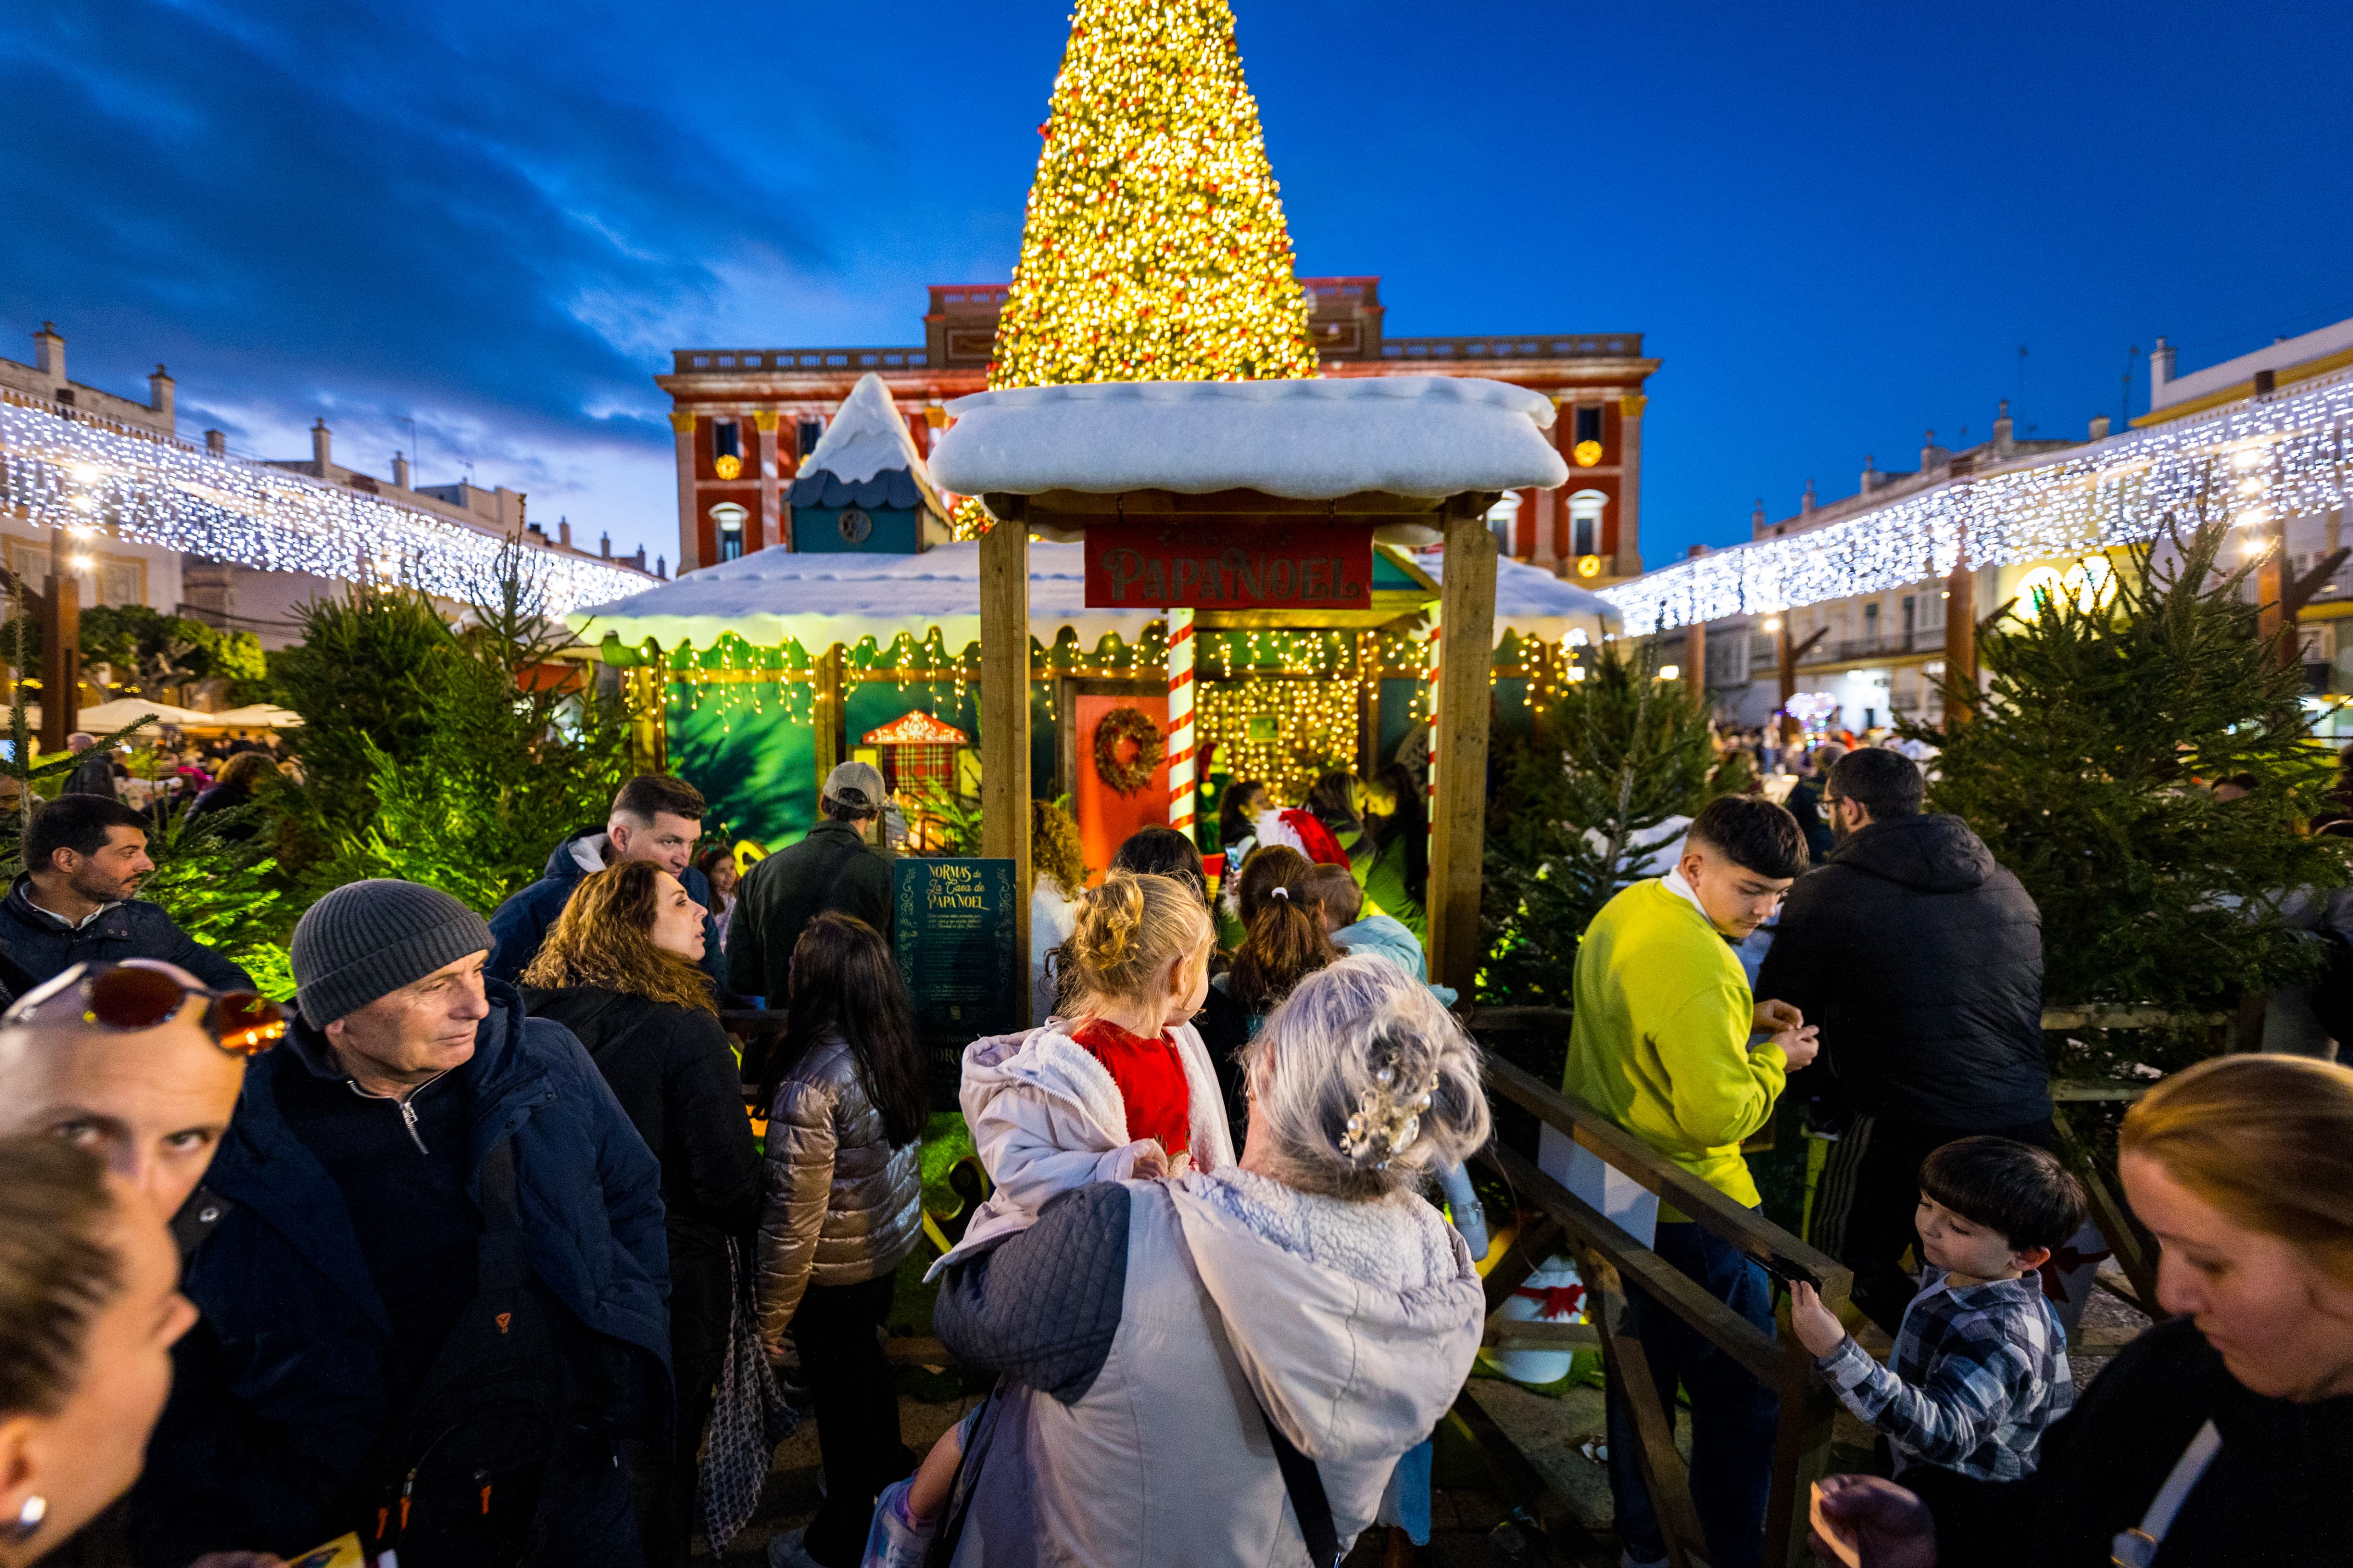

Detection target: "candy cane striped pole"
[1425, 600, 1444, 820]
[1167, 608, 1197, 841]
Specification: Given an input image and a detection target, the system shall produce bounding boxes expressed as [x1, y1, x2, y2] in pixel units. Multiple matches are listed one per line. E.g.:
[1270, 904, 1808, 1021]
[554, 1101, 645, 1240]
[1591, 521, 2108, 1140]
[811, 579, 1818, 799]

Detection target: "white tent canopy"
[927, 376, 1571, 500]
[569, 540, 1616, 651]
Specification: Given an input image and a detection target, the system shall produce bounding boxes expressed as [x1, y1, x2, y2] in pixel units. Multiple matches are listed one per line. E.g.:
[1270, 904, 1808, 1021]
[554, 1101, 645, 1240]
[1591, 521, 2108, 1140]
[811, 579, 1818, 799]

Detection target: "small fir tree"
[1481, 638, 1715, 1009]
[1915, 522, 2349, 1060]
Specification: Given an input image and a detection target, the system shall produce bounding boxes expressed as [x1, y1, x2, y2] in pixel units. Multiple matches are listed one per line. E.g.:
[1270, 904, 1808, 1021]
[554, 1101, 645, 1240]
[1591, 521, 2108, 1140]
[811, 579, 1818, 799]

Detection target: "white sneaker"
[769, 1528, 824, 1568]
[862, 1479, 938, 1568]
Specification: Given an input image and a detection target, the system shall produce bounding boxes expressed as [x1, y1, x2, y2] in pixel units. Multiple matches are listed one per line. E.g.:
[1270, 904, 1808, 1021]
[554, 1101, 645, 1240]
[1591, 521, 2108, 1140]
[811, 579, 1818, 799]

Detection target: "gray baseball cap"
[822, 760, 887, 813]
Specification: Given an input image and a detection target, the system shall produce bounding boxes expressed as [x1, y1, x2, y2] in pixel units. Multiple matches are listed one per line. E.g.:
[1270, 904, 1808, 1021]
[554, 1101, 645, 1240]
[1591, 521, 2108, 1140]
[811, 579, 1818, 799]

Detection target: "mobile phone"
[1751, 1250, 1819, 1290]
[1810, 1482, 1863, 1568]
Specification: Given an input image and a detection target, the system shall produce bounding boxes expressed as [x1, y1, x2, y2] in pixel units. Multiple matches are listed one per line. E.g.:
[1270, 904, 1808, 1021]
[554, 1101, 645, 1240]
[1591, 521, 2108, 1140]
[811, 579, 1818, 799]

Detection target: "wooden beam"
[813, 643, 843, 811]
[978, 517, 1033, 1029]
[2257, 541, 2289, 671]
[1586, 1257, 1708, 1567]
[1429, 497, 1499, 995]
[1776, 625, 1828, 708]
[2285, 546, 2351, 619]
[1944, 550, 1977, 724]
[1491, 1143, 1781, 1382]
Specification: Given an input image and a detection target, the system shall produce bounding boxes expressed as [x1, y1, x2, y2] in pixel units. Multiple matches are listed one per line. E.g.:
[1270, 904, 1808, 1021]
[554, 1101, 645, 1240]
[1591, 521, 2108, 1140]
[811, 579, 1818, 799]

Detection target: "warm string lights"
[1604, 368, 2353, 632]
[1196, 678, 1358, 802]
[0, 398, 649, 614]
[989, 0, 1318, 389]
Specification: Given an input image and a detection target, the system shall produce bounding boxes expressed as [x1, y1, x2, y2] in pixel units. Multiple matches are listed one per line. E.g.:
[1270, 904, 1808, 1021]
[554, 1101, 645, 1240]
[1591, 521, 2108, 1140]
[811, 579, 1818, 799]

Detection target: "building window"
[710, 502, 748, 562]
[711, 420, 743, 480]
[1485, 491, 1523, 557]
[1567, 489, 1607, 561]
[796, 418, 824, 457]
[1574, 406, 1603, 447]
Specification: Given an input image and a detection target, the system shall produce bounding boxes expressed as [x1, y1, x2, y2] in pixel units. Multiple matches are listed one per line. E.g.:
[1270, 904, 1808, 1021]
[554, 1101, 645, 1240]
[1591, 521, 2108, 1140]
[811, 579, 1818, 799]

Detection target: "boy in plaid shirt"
[1790, 1136, 2086, 1481]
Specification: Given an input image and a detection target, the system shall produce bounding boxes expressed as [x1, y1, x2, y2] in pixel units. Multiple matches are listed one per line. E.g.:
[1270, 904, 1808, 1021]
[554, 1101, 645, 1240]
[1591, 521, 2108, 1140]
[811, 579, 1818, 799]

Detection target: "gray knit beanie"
[291, 879, 494, 1026]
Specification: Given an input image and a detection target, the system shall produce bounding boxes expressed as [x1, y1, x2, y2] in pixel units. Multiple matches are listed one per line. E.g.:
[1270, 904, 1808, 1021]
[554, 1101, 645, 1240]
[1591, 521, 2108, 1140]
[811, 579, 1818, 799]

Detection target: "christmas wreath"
[1093, 705, 1165, 795]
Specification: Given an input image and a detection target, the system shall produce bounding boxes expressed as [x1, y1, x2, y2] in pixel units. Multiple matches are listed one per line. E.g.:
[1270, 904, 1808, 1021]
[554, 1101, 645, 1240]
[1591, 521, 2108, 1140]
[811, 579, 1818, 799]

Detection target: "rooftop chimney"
[2150, 336, 2176, 398]
[1921, 430, 1949, 472]
[632, 545, 647, 569]
[311, 418, 332, 474]
[656, 554, 667, 578]
[31, 322, 63, 387]
[1751, 498, 1766, 535]
[1861, 454, 1879, 494]
[391, 451, 409, 489]
[1801, 480, 1817, 516]
[1993, 400, 2014, 454]
[204, 429, 226, 454]
[148, 364, 174, 428]
[558, 517, 572, 547]
[600, 531, 612, 559]
[2089, 414, 2112, 441]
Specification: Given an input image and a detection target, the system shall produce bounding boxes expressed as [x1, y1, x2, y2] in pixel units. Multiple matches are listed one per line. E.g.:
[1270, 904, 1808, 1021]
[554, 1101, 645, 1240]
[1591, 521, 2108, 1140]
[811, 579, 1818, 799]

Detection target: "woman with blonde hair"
[1816, 1052, 2353, 1567]
[522, 859, 761, 1566]
[1029, 799, 1087, 1021]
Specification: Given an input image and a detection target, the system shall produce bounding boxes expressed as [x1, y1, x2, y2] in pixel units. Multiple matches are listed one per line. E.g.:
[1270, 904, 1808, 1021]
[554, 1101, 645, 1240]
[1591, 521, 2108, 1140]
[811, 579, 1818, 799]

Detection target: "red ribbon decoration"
[2035, 1243, 2111, 1304]
[1514, 1284, 1587, 1319]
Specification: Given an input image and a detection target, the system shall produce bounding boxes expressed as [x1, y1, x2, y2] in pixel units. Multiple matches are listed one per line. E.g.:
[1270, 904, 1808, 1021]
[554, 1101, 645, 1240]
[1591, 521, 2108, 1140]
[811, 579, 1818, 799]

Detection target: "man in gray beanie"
[131, 879, 674, 1567]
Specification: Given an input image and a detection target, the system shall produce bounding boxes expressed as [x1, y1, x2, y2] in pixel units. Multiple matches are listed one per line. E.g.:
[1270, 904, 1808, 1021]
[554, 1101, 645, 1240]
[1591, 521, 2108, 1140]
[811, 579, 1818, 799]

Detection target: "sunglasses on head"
[4, 962, 288, 1056]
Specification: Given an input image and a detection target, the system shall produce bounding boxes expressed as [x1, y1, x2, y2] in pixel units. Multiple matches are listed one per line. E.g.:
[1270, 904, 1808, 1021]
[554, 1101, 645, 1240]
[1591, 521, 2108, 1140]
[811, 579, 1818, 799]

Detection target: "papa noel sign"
[1084, 521, 1374, 610]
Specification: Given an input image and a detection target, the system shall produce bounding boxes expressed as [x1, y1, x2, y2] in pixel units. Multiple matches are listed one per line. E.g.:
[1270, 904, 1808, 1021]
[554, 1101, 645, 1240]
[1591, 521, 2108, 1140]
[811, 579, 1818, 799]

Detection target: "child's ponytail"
[1057, 871, 1213, 1019]
[1227, 845, 1339, 1016]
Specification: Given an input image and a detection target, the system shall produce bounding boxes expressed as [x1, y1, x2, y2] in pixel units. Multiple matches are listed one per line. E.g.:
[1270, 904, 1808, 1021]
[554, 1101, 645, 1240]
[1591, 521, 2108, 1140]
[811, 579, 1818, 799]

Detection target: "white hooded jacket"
[929, 1017, 1236, 1278]
[932, 1170, 1486, 1567]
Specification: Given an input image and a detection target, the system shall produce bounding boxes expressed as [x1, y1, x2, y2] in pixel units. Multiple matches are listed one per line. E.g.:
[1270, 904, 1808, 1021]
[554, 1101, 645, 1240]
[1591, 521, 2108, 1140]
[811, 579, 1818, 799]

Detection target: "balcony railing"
[1379, 333, 1643, 362]
[1749, 628, 1947, 666]
[672, 347, 932, 374]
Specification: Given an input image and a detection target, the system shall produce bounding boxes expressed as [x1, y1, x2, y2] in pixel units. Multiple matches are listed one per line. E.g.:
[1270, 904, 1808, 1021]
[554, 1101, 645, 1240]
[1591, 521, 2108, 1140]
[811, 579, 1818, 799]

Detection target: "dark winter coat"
[1754, 812, 2048, 1129]
[188, 780, 260, 840]
[723, 820, 893, 1004]
[128, 981, 672, 1565]
[0, 875, 252, 992]
[523, 984, 762, 1412]
[1912, 1316, 2353, 1567]
[486, 830, 725, 988]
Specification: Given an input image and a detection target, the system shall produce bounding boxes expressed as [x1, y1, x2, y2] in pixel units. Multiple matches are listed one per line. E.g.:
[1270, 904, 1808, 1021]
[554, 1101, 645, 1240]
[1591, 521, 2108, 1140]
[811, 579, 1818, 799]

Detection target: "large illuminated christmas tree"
[990, 0, 1319, 387]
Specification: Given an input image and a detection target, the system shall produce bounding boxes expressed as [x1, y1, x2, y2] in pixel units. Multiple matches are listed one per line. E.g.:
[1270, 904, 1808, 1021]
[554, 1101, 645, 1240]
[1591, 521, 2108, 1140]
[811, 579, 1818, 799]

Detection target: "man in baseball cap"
[130, 879, 672, 1564]
[725, 760, 895, 1005]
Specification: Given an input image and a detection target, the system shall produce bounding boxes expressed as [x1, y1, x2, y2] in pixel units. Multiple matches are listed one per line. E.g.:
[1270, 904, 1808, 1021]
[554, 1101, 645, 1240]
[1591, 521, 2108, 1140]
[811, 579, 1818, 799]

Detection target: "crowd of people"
[0, 739, 2344, 1568]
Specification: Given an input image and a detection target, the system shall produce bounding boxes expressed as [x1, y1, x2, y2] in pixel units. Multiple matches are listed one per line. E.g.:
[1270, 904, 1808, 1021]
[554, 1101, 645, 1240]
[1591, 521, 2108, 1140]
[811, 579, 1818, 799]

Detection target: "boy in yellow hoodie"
[1563, 794, 1816, 1568]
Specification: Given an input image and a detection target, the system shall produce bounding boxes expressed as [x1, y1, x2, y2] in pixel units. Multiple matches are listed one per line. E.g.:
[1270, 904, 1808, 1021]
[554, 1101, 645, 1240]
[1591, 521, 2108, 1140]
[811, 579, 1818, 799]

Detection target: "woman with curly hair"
[1030, 800, 1087, 1021]
[521, 860, 762, 1566]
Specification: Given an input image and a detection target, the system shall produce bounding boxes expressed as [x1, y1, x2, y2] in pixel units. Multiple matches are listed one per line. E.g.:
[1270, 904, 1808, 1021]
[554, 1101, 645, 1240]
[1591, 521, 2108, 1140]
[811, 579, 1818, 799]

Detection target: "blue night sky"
[5, 1, 2348, 568]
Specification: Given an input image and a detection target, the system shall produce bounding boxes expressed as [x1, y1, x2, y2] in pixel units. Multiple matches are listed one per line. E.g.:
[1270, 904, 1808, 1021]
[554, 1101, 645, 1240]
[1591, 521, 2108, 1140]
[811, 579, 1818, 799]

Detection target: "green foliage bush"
[1915, 522, 2350, 1072]
[0, 606, 264, 700]
[1480, 638, 1715, 1007]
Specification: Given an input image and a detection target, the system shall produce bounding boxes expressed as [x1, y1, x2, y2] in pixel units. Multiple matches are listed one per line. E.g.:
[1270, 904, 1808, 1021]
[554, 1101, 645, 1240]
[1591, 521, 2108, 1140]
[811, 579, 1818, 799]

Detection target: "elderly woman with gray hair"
[914, 954, 1490, 1568]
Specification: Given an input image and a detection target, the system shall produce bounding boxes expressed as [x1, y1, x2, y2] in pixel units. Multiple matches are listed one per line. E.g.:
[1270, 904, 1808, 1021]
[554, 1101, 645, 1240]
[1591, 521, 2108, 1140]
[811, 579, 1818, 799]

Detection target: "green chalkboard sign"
[892, 858, 1020, 1048]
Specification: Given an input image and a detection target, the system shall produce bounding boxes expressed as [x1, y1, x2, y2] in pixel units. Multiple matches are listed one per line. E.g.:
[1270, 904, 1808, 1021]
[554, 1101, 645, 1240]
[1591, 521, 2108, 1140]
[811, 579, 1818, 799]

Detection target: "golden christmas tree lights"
[991, 0, 1319, 388]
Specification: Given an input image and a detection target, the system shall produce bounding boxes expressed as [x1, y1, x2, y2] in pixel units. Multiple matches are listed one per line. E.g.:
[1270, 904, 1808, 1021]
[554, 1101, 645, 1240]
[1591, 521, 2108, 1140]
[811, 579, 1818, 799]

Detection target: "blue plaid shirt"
[1816, 1269, 2073, 1482]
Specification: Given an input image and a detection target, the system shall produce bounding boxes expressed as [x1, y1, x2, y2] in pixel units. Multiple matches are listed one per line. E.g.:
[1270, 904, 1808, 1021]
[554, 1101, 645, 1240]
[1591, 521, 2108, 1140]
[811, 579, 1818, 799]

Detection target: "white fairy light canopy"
[926, 375, 1572, 500]
[0, 400, 650, 614]
[1603, 365, 2353, 634]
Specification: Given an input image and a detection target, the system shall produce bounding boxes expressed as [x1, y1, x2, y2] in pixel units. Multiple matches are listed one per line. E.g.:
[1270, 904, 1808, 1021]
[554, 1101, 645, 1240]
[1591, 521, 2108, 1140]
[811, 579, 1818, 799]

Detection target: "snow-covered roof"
[568, 539, 1606, 651]
[568, 541, 1156, 652]
[928, 376, 1571, 501]
[1411, 547, 1623, 643]
[791, 372, 942, 512]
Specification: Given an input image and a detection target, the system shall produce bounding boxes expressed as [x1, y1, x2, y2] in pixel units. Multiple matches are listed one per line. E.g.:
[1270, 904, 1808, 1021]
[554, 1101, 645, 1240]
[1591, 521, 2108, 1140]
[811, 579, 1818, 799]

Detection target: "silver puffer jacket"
[756, 1033, 925, 1351]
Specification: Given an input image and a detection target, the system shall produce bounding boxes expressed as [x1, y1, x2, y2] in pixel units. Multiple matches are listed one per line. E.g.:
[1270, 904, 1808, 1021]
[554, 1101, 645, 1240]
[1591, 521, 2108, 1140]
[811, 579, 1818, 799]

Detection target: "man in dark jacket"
[487, 773, 724, 987]
[1754, 746, 2050, 1333]
[0, 794, 251, 991]
[131, 879, 672, 1567]
[726, 761, 893, 1006]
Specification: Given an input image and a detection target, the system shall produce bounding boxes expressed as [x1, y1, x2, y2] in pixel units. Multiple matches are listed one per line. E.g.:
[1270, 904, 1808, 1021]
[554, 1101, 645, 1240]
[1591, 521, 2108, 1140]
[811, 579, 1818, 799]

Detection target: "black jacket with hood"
[1755, 812, 2049, 1129]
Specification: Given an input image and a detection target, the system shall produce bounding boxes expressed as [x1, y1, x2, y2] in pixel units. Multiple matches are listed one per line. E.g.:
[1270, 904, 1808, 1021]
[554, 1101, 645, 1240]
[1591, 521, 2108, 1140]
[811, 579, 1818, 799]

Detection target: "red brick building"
[656, 278, 1658, 583]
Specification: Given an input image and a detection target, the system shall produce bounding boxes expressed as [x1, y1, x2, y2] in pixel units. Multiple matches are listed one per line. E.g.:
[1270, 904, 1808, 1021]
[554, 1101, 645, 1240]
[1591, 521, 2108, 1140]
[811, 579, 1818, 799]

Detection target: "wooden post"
[38, 527, 78, 756]
[1429, 496, 1499, 997]
[978, 514, 1033, 1028]
[1944, 550, 1977, 726]
[813, 643, 844, 808]
[1683, 619, 1706, 696]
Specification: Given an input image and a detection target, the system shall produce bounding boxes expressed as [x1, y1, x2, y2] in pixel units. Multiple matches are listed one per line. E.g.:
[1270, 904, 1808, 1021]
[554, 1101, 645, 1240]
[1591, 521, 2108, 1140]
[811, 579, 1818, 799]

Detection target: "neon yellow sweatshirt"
[1563, 878, 1786, 1211]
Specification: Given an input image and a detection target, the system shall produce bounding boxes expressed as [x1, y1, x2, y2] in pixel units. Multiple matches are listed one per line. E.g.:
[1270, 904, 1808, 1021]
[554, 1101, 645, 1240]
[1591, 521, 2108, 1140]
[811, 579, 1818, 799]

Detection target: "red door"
[1072, 693, 1170, 885]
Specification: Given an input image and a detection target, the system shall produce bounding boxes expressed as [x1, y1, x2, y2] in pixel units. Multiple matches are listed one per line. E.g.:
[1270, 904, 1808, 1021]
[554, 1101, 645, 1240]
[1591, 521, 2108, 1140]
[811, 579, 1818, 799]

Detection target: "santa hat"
[1255, 807, 1349, 869]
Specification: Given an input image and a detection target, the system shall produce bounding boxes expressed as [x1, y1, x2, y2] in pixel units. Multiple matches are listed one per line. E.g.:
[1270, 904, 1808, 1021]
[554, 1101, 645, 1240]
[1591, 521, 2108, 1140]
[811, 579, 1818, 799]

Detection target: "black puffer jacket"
[1754, 812, 2047, 1128]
